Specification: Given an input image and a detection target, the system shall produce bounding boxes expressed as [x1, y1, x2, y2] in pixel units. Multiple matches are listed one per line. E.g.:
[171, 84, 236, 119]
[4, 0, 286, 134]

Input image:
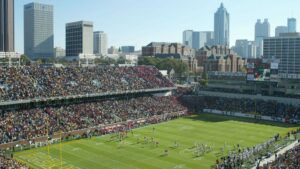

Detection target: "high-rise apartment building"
[93, 31, 107, 56]
[183, 30, 193, 48]
[264, 33, 300, 76]
[214, 3, 230, 47]
[288, 18, 297, 33]
[191, 31, 200, 49]
[275, 26, 288, 37]
[233, 39, 256, 59]
[183, 30, 214, 49]
[0, 0, 14, 52]
[24, 2, 54, 60]
[66, 21, 93, 57]
[199, 31, 214, 48]
[255, 19, 270, 57]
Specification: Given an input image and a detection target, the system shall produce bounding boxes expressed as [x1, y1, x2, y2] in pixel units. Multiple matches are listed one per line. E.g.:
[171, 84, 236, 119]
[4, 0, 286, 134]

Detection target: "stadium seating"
[0, 66, 174, 102]
[0, 96, 186, 145]
[260, 144, 300, 169]
[216, 135, 279, 169]
[0, 65, 184, 168]
[188, 96, 300, 121]
[0, 155, 30, 169]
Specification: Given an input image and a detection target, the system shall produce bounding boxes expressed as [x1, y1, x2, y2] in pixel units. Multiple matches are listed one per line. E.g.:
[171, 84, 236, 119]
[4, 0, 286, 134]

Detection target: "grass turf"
[14, 113, 298, 169]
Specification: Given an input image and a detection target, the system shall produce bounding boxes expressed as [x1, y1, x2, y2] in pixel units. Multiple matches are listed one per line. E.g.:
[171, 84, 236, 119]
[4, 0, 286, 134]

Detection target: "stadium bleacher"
[0, 96, 186, 145]
[184, 96, 300, 122]
[0, 66, 173, 102]
[260, 143, 300, 169]
[0, 155, 30, 169]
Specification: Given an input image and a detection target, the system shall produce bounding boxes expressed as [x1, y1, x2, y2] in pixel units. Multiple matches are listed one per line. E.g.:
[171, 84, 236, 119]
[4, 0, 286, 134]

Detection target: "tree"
[138, 56, 189, 76]
[95, 58, 117, 65]
[202, 72, 208, 80]
[138, 56, 159, 66]
[20, 55, 31, 65]
[199, 72, 208, 87]
[117, 57, 126, 64]
[174, 60, 188, 76]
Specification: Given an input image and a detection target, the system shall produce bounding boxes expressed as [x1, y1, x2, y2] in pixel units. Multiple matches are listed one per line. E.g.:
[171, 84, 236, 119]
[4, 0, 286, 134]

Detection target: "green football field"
[14, 113, 297, 169]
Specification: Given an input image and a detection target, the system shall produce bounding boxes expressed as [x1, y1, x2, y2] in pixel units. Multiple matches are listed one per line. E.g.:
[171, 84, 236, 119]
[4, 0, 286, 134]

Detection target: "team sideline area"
[13, 114, 297, 169]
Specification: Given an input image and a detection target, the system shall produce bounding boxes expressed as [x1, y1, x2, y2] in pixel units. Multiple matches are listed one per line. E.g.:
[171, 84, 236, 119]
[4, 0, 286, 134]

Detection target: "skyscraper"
[255, 19, 270, 58]
[275, 26, 288, 37]
[183, 30, 214, 49]
[191, 31, 200, 49]
[233, 39, 256, 59]
[199, 31, 214, 47]
[0, 0, 14, 52]
[264, 33, 300, 76]
[214, 3, 230, 47]
[93, 31, 108, 56]
[24, 2, 54, 60]
[182, 30, 193, 48]
[288, 18, 297, 33]
[66, 21, 93, 57]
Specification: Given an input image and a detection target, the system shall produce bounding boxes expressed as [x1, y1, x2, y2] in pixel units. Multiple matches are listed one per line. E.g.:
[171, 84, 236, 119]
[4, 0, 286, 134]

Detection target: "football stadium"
[0, 65, 300, 169]
[2, 0, 300, 169]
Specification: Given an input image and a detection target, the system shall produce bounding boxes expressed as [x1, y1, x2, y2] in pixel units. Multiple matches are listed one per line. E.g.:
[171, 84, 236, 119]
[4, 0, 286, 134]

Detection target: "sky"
[14, 0, 300, 53]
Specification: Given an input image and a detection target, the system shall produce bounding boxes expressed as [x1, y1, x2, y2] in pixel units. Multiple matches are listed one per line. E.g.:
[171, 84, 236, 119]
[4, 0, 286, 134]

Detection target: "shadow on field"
[183, 113, 300, 128]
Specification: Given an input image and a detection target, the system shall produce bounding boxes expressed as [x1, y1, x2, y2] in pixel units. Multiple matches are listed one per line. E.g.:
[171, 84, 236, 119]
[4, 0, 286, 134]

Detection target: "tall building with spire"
[0, 0, 14, 52]
[214, 3, 230, 47]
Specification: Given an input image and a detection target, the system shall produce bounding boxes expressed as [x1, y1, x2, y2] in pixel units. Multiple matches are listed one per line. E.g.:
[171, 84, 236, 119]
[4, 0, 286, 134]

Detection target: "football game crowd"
[198, 96, 300, 121]
[0, 155, 30, 169]
[0, 95, 185, 169]
[0, 65, 180, 168]
[216, 134, 280, 169]
[0, 66, 173, 102]
[260, 144, 300, 169]
[0, 96, 186, 145]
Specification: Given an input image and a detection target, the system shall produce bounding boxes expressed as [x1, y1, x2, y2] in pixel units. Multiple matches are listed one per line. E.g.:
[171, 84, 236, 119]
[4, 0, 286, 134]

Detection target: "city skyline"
[14, 0, 300, 53]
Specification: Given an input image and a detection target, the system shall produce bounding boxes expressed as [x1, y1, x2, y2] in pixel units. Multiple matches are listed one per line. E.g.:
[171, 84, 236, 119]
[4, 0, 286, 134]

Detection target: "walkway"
[252, 140, 299, 169]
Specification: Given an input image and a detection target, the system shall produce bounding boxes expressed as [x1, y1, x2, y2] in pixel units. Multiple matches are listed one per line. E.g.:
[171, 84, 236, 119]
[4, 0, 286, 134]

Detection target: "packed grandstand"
[260, 143, 300, 169]
[184, 96, 300, 122]
[0, 66, 173, 102]
[0, 65, 300, 169]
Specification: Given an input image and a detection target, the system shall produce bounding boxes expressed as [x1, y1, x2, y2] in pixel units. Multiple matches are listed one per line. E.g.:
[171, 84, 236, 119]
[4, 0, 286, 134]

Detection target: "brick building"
[142, 42, 198, 72]
[195, 45, 246, 72]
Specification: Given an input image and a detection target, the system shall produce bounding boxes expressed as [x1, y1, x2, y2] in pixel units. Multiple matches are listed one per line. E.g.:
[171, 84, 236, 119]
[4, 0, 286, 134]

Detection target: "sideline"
[251, 140, 299, 169]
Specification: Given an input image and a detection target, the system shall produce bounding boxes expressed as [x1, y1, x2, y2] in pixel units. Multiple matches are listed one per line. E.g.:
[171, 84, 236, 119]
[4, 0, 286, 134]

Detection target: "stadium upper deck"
[0, 65, 175, 105]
